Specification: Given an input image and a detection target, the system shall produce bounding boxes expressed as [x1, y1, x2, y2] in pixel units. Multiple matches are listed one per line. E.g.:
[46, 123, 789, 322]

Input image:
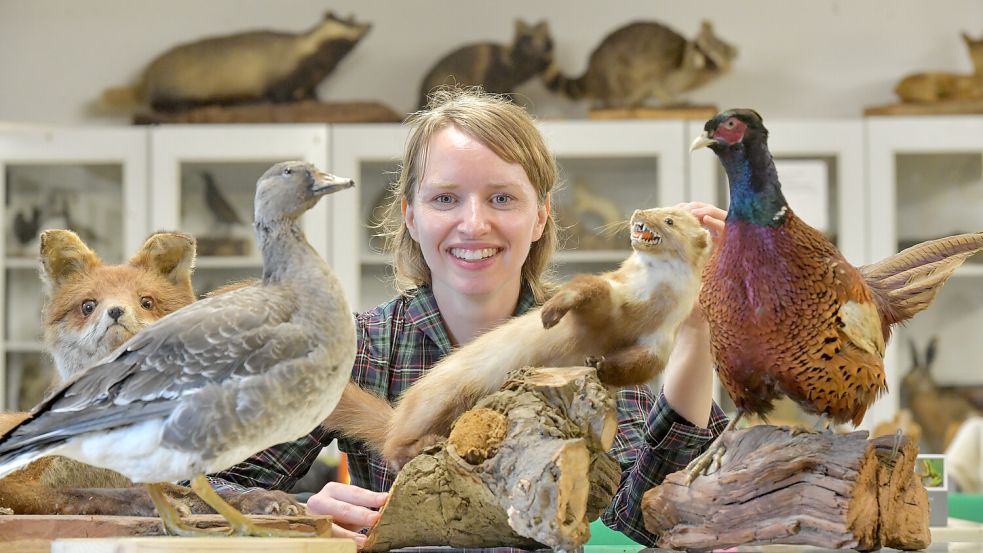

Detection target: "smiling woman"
[206, 87, 729, 550]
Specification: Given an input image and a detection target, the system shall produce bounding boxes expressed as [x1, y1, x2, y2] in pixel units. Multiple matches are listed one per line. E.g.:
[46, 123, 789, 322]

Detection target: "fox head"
[39, 230, 197, 383]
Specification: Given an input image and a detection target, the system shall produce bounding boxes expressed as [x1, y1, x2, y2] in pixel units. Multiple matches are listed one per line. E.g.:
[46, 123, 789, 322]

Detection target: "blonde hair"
[380, 87, 558, 303]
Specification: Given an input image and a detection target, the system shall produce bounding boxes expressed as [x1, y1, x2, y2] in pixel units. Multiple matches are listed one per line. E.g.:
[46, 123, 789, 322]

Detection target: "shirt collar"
[405, 282, 538, 356]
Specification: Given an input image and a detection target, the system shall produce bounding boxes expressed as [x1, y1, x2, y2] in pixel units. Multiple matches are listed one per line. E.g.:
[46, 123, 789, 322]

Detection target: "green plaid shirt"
[211, 284, 728, 546]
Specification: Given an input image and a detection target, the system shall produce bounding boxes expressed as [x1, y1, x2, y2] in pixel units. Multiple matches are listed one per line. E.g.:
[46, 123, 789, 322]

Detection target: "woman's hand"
[307, 481, 388, 548]
[676, 202, 726, 242]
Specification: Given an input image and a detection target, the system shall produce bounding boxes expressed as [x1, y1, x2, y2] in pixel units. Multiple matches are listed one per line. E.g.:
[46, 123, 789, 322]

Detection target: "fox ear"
[130, 232, 197, 295]
[39, 230, 102, 294]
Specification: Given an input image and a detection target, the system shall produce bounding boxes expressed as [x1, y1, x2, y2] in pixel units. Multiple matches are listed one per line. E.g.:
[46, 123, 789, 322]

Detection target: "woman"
[210, 88, 728, 548]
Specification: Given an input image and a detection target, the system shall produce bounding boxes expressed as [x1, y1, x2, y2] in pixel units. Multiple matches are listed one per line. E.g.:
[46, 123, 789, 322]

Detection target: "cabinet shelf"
[4, 341, 43, 353]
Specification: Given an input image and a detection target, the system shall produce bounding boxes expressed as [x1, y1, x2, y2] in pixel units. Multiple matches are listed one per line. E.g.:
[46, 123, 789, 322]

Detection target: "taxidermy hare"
[416, 19, 554, 110]
[544, 20, 736, 109]
[101, 12, 371, 111]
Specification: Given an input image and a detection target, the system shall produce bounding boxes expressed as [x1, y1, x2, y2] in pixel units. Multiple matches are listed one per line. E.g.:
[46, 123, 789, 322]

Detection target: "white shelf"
[195, 256, 263, 269]
[555, 250, 631, 264]
[4, 341, 44, 353]
[951, 264, 983, 278]
[3, 257, 37, 269]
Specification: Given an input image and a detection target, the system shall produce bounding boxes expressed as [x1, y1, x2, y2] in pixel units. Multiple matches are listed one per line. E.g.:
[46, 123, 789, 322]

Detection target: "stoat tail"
[321, 382, 393, 456]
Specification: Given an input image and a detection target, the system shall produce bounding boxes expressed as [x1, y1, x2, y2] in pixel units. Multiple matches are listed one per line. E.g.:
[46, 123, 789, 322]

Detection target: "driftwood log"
[643, 425, 930, 551]
[364, 366, 621, 552]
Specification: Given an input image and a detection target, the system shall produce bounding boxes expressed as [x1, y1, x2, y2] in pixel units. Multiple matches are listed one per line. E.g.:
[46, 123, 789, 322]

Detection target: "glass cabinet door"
[149, 125, 332, 299]
[867, 117, 983, 442]
[331, 124, 409, 313]
[687, 119, 867, 423]
[0, 126, 148, 410]
[541, 120, 686, 281]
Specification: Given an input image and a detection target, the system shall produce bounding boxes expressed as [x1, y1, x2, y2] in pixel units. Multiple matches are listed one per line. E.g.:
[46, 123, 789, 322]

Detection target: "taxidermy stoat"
[327, 206, 711, 467]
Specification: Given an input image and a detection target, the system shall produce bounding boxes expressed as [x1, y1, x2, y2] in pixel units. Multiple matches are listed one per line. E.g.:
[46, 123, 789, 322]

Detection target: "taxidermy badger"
[101, 12, 371, 111]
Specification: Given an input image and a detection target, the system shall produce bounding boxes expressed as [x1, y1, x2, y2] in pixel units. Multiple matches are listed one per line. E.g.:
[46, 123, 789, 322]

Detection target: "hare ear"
[39, 229, 101, 294]
[925, 336, 938, 369]
[908, 339, 922, 370]
[129, 232, 196, 295]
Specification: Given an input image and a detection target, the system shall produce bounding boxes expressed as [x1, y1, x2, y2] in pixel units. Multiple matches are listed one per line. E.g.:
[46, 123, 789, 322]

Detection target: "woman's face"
[403, 125, 549, 300]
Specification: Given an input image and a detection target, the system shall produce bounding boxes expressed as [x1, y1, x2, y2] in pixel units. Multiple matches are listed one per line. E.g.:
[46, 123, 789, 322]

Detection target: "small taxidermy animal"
[328, 207, 711, 467]
[417, 19, 554, 110]
[544, 20, 737, 109]
[101, 12, 371, 111]
[895, 32, 983, 103]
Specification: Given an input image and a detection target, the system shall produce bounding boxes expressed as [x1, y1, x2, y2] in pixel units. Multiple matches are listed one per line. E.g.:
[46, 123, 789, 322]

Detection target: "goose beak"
[690, 131, 715, 152]
[312, 171, 355, 196]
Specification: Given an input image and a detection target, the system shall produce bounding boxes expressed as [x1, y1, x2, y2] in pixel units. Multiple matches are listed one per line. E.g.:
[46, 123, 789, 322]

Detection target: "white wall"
[0, 0, 981, 125]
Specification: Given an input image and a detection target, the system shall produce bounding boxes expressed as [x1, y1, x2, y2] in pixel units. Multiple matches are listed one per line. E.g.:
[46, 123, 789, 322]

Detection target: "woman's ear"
[402, 197, 419, 241]
[532, 196, 550, 242]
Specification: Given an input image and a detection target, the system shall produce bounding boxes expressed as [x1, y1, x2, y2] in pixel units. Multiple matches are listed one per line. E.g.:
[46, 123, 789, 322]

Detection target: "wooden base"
[588, 104, 718, 120]
[2, 514, 333, 553]
[364, 367, 620, 552]
[133, 100, 404, 124]
[51, 537, 354, 553]
[642, 425, 930, 551]
[864, 98, 983, 116]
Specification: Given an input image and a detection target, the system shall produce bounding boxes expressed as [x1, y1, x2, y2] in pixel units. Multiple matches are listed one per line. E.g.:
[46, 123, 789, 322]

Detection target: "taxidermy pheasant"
[690, 109, 983, 447]
[0, 161, 356, 537]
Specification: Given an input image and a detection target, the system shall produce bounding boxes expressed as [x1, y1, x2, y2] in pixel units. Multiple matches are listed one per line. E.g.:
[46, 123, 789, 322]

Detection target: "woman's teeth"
[450, 247, 498, 261]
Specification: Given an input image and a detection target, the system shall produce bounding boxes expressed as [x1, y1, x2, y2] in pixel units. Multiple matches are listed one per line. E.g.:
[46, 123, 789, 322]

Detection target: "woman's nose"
[459, 196, 491, 236]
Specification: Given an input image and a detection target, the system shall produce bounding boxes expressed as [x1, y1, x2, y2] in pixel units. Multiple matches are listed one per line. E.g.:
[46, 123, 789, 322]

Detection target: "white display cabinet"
[686, 119, 868, 423]
[866, 116, 983, 439]
[332, 121, 688, 314]
[0, 125, 148, 410]
[149, 125, 332, 297]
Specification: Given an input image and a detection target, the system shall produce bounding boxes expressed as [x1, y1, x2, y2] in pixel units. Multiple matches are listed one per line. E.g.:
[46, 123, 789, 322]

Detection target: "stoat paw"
[225, 488, 303, 515]
[386, 434, 444, 472]
[541, 292, 576, 329]
[584, 355, 605, 370]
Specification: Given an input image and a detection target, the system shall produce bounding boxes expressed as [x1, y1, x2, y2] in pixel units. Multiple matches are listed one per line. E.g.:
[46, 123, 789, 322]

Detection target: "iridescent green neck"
[719, 142, 789, 227]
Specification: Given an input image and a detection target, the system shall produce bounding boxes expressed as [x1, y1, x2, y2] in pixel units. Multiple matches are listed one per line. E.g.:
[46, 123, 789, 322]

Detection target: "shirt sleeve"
[600, 385, 729, 546]
[207, 427, 330, 492]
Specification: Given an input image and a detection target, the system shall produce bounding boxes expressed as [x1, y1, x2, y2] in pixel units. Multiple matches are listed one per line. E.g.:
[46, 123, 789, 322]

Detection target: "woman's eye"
[141, 296, 155, 310]
[491, 194, 512, 205]
[81, 300, 97, 316]
[433, 194, 454, 204]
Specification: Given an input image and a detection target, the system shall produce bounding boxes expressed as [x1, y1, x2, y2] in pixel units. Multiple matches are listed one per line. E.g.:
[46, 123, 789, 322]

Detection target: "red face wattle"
[713, 117, 748, 146]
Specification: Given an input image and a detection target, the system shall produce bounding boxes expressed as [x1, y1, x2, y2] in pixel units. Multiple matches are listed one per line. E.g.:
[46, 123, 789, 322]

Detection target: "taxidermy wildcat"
[895, 32, 983, 102]
[326, 207, 712, 468]
[101, 12, 371, 111]
[417, 19, 554, 110]
[544, 20, 737, 109]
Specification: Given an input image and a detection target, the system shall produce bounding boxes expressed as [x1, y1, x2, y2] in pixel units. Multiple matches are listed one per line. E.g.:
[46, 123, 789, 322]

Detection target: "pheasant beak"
[690, 131, 715, 152]
[312, 171, 355, 196]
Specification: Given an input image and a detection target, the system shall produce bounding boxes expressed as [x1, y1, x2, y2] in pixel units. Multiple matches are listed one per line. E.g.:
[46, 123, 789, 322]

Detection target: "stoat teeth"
[450, 247, 498, 261]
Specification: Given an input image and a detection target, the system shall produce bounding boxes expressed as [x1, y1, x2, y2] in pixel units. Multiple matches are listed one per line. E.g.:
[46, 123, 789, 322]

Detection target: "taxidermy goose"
[0, 161, 355, 537]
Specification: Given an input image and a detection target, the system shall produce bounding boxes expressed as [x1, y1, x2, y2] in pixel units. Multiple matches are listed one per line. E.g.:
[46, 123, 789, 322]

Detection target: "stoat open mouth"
[630, 221, 662, 245]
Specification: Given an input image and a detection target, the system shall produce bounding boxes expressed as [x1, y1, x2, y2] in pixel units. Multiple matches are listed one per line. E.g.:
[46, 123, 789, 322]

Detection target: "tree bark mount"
[643, 425, 931, 551]
[364, 366, 621, 552]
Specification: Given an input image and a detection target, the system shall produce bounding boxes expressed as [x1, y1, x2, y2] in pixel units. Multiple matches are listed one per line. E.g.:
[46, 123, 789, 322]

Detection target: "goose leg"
[146, 483, 216, 537]
[189, 474, 318, 537]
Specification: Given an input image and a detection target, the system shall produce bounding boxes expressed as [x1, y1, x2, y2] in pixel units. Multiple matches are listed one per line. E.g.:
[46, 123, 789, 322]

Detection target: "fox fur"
[326, 207, 712, 468]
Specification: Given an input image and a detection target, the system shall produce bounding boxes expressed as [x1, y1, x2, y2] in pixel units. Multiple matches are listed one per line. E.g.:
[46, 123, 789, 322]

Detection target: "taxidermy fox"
[895, 32, 983, 103]
[328, 207, 712, 467]
[0, 231, 298, 516]
[102, 11, 371, 111]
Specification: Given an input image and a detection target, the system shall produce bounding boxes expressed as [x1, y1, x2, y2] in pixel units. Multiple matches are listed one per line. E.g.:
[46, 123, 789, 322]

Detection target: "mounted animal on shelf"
[895, 32, 983, 103]
[101, 12, 371, 112]
[416, 20, 554, 110]
[544, 20, 737, 110]
[901, 337, 983, 453]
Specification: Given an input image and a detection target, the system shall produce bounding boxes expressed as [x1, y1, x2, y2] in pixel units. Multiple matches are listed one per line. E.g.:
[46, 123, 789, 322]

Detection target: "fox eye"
[80, 300, 97, 316]
[664, 217, 674, 226]
[140, 296, 155, 310]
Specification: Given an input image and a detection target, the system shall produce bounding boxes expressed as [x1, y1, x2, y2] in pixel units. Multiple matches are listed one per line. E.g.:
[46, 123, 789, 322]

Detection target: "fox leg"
[541, 275, 612, 329]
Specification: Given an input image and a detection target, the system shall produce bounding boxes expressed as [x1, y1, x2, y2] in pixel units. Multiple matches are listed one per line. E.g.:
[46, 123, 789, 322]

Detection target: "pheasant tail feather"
[862, 232, 983, 327]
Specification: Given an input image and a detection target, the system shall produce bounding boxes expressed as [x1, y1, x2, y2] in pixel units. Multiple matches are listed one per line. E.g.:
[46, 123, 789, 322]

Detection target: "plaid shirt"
[211, 284, 728, 547]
